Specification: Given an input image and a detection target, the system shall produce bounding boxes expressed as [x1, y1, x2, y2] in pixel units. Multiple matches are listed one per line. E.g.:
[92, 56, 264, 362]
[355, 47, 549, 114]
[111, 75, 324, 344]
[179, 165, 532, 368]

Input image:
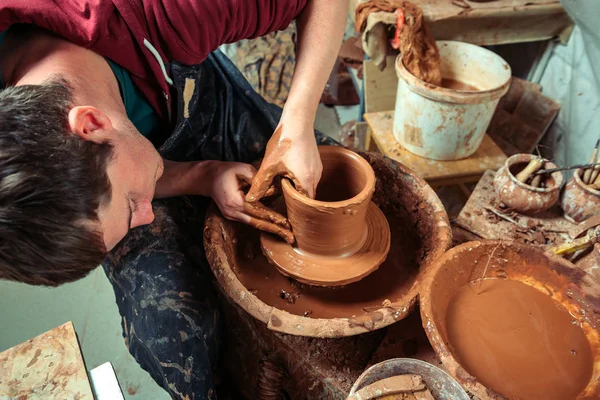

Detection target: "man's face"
[97, 130, 164, 251]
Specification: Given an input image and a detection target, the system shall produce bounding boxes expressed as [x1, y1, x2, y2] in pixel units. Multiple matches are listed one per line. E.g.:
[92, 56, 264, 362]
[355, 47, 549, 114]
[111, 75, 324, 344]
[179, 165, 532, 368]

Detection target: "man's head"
[0, 78, 163, 286]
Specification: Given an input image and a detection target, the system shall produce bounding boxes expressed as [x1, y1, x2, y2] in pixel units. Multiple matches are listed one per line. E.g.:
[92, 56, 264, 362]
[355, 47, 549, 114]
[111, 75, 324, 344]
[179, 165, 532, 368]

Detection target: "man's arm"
[284, 0, 349, 127]
[247, 0, 348, 202]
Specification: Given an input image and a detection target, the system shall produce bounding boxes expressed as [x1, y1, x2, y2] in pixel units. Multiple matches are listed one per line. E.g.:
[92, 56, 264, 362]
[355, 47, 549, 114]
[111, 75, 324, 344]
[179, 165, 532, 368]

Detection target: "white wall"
[538, 1, 600, 172]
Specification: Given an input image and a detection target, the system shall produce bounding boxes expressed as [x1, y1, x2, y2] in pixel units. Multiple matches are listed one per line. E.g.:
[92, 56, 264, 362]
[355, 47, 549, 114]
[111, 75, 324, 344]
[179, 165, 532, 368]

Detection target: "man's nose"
[131, 200, 155, 228]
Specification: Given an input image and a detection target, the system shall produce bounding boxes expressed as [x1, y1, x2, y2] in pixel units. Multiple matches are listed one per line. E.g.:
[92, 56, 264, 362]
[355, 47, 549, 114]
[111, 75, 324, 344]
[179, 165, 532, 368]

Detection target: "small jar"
[561, 169, 600, 223]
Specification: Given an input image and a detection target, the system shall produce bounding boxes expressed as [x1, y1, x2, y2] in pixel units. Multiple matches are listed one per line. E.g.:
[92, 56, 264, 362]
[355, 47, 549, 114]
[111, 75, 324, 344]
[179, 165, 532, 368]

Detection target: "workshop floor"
[0, 105, 350, 400]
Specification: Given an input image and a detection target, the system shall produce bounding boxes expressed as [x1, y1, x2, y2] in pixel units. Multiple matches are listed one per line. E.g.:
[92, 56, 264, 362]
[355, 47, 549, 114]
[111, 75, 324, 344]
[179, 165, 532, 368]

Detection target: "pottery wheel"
[260, 201, 391, 287]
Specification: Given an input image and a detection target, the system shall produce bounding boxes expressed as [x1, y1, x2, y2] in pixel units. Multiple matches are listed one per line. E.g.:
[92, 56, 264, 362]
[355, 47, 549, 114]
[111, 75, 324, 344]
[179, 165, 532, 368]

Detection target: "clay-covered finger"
[245, 168, 276, 203]
[243, 201, 291, 229]
[247, 215, 295, 244]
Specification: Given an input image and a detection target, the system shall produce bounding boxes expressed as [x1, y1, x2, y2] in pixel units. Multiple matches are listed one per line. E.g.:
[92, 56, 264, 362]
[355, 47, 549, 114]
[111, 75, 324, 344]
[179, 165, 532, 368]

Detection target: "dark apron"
[102, 50, 336, 400]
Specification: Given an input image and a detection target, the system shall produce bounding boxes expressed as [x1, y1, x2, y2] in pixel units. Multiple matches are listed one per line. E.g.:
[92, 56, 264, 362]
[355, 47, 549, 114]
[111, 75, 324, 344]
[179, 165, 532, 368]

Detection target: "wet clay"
[235, 208, 418, 319]
[281, 146, 376, 257]
[441, 78, 478, 92]
[260, 146, 391, 287]
[446, 278, 593, 400]
[246, 124, 303, 203]
[260, 201, 391, 286]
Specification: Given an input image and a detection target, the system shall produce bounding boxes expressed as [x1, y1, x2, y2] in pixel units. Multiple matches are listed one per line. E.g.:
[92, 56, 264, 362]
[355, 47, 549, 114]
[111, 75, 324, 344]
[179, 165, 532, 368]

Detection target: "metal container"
[348, 358, 470, 400]
[394, 41, 511, 160]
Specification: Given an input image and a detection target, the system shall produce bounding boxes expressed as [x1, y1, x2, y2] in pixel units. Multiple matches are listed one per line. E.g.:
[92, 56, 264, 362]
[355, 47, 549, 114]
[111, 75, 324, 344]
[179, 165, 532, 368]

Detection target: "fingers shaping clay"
[260, 146, 391, 287]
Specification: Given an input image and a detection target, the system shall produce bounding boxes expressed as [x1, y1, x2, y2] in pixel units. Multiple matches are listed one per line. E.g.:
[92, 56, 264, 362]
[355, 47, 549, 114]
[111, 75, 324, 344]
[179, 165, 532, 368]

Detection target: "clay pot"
[420, 240, 600, 399]
[561, 168, 600, 223]
[260, 146, 391, 286]
[204, 150, 452, 337]
[282, 146, 375, 257]
[493, 153, 563, 213]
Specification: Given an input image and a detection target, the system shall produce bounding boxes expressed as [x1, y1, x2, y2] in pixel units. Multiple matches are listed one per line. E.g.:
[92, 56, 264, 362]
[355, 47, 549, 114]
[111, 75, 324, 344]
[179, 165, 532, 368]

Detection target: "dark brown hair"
[0, 79, 113, 286]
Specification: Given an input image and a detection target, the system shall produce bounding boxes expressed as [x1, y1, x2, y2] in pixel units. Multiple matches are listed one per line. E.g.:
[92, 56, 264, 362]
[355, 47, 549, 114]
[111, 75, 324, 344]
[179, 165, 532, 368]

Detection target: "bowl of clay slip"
[420, 240, 600, 400]
[561, 168, 600, 223]
[493, 153, 563, 214]
[261, 146, 391, 287]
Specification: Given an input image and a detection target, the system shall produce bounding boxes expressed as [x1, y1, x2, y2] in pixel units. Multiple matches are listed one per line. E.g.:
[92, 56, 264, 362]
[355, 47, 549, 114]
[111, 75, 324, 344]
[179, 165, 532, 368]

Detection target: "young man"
[0, 1, 347, 398]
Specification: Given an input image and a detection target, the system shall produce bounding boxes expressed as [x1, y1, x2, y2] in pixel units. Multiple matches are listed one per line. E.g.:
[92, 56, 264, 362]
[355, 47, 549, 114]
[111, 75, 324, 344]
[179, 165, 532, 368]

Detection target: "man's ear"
[68, 106, 113, 142]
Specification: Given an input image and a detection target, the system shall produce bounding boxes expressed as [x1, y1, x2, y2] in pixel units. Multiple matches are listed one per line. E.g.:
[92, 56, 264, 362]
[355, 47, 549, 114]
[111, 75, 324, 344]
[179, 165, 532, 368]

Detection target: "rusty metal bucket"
[420, 240, 600, 399]
[205, 150, 451, 338]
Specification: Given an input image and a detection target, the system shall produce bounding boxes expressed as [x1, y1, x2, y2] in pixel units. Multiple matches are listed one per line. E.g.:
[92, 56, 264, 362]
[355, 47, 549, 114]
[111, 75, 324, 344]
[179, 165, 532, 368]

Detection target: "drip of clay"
[447, 278, 593, 400]
[260, 146, 391, 287]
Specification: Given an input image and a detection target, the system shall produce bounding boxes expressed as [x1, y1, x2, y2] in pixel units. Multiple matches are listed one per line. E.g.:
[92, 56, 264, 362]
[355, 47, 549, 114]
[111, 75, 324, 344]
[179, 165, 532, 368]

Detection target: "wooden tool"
[516, 158, 544, 183]
[347, 375, 426, 400]
[534, 162, 600, 176]
[551, 214, 600, 256]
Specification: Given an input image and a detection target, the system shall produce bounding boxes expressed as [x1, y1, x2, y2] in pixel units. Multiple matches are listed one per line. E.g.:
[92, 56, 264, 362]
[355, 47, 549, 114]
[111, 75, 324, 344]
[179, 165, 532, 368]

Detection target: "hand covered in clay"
[206, 161, 294, 243]
[246, 122, 322, 202]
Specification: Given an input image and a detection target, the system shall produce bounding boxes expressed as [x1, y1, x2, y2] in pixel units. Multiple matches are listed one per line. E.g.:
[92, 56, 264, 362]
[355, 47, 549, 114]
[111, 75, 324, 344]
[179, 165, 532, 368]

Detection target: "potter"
[260, 146, 391, 287]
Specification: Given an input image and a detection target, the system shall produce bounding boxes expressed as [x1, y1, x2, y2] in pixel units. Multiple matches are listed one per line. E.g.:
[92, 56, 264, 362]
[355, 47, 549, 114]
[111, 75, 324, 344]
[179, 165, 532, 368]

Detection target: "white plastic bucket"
[393, 41, 511, 160]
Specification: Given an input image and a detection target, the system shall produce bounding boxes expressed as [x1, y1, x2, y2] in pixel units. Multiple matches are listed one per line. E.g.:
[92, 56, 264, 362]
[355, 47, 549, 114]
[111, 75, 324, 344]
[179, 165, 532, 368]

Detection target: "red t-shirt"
[0, 0, 307, 121]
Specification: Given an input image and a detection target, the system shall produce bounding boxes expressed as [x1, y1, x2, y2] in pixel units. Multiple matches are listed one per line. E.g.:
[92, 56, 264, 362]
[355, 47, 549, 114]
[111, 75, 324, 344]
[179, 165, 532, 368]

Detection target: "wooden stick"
[591, 151, 600, 183]
[588, 182, 600, 190]
[516, 158, 544, 182]
[534, 162, 600, 176]
[593, 172, 600, 186]
[484, 206, 529, 229]
[583, 140, 600, 184]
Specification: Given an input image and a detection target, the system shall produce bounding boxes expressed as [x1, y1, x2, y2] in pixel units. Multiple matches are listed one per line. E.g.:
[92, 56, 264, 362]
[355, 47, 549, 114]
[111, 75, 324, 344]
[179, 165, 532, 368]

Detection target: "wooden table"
[0, 322, 95, 399]
[454, 170, 600, 282]
[364, 111, 507, 187]
[351, 0, 572, 47]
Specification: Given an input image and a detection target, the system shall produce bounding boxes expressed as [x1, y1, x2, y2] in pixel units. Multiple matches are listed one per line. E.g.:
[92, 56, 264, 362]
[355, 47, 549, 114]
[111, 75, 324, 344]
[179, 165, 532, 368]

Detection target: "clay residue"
[447, 279, 593, 400]
[182, 78, 195, 119]
[441, 78, 478, 91]
[235, 209, 416, 319]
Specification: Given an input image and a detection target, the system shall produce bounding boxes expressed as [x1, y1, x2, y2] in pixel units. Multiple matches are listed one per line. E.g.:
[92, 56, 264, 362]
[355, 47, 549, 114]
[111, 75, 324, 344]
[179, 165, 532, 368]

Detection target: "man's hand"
[154, 160, 294, 243]
[205, 161, 295, 243]
[246, 118, 322, 202]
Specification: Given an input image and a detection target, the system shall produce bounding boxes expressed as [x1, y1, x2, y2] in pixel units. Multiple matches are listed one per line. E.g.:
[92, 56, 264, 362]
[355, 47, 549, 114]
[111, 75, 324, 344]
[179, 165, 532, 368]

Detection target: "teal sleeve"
[106, 59, 161, 140]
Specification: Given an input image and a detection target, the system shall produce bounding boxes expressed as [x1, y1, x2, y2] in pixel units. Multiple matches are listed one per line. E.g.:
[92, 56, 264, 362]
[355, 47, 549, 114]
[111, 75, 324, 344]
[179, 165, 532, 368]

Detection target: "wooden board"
[0, 322, 94, 400]
[455, 170, 574, 246]
[364, 111, 507, 185]
[455, 170, 600, 282]
[351, 0, 573, 45]
[363, 56, 398, 113]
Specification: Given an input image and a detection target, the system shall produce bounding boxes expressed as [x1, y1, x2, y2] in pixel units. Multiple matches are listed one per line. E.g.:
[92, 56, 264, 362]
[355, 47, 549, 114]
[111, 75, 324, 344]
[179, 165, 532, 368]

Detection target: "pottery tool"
[534, 162, 600, 176]
[515, 157, 544, 184]
[551, 214, 600, 256]
[346, 374, 426, 400]
[583, 140, 600, 184]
